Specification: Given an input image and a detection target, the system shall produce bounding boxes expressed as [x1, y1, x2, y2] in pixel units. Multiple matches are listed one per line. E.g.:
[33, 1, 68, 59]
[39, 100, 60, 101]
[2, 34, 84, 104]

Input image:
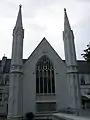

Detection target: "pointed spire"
[15, 5, 23, 28]
[42, 37, 46, 40]
[64, 8, 71, 32]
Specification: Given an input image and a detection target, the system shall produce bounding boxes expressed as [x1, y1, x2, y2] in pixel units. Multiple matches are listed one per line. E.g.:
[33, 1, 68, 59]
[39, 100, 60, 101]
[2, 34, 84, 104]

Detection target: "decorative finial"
[19, 4, 22, 8]
[64, 7, 71, 31]
[64, 8, 66, 12]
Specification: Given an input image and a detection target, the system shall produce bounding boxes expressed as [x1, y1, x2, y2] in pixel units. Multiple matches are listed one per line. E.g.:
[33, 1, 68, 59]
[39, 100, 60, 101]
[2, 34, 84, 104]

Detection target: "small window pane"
[36, 70, 39, 78]
[44, 78, 47, 93]
[52, 70, 54, 78]
[52, 78, 55, 93]
[40, 78, 43, 93]
[81, 76, 85, 85]
[36, 78, 39, 93]
[48, 78, 51, 93]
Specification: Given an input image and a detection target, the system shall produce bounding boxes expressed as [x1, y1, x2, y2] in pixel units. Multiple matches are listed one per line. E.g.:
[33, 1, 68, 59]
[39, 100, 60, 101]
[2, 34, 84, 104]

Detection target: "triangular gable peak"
[24, 37, 64, 65]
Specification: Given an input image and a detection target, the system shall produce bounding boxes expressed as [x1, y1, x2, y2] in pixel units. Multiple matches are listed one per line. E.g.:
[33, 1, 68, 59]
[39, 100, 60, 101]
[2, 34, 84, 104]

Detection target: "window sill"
[36, 93, 56, 96]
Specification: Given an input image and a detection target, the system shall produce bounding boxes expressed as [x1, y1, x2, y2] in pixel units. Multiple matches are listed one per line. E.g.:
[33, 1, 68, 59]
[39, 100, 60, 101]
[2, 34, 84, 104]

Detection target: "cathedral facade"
[0, 5, 90, 119]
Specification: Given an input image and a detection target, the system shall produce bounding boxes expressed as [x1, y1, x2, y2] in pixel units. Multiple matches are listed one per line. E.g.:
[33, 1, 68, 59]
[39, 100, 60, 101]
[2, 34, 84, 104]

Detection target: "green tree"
[81, 44, 90, 62]
[25, 112, 34, 120]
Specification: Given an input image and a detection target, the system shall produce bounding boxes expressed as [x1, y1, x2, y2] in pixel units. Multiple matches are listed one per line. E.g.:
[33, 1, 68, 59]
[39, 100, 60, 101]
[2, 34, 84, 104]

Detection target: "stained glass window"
[36, 55, 55, 94]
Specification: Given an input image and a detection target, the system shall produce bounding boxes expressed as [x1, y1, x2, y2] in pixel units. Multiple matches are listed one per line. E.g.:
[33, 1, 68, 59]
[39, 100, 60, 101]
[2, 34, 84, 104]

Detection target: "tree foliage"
[81, 44, 90, 62]
[25, 112, 34, 120]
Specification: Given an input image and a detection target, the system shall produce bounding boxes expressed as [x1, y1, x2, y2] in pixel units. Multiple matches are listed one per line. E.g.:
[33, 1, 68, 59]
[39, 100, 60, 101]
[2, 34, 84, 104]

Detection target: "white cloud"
[0, 0, 90, 60]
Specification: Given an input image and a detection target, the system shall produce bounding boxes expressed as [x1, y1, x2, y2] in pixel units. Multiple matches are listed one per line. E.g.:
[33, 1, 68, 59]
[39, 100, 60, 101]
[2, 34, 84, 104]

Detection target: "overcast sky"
[0, 0, 90, 60]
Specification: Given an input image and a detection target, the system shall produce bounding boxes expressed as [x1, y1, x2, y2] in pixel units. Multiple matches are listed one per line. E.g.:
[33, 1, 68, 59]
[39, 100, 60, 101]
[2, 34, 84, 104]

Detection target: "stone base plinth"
[7, 116, 23, 120]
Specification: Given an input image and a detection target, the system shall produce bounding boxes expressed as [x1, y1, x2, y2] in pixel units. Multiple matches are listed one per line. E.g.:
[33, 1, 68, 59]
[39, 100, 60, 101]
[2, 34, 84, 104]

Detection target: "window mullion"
[46, 69, 48, 94]
[50, 69, 52, 93]
[39, 70, 40, 94]
[42, 70, 44, 94]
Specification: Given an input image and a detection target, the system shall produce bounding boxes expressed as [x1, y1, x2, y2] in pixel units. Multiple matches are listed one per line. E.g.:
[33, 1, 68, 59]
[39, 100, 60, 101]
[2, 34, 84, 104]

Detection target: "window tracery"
[36, 55, 55, 94]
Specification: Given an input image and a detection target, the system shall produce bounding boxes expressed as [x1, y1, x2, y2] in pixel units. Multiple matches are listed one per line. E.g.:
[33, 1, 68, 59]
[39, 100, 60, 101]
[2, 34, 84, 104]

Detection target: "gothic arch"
[5, 75, 9, 85]
[81, 76, 85, 85]
[36, 55, 55, 94]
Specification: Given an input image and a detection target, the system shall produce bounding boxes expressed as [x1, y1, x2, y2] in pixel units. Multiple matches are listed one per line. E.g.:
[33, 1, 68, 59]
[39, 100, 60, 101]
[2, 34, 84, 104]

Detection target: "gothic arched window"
[5, 75, 9, 85]
[36, 55, 55, 94]
[81, 76, 85, 85]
